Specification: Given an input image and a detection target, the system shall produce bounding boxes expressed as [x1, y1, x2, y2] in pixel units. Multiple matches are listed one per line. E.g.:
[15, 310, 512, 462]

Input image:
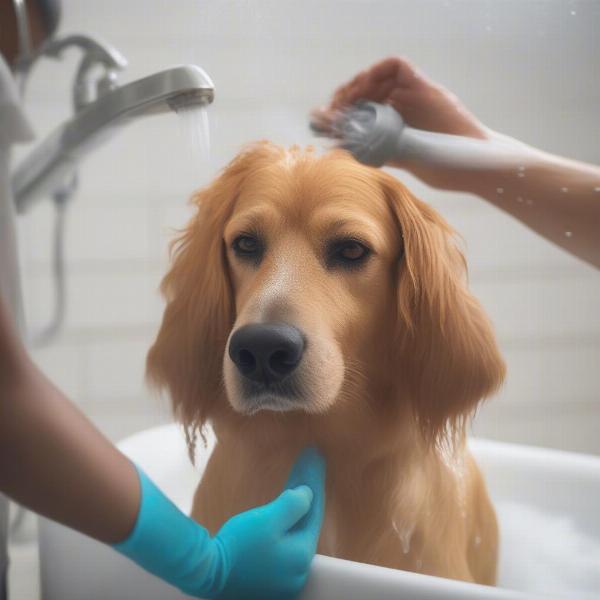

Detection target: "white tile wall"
[12, 0, 600, 455]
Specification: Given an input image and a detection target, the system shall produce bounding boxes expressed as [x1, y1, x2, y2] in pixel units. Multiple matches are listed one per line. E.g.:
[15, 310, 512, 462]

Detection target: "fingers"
[292, 476, 324, 543]
[370, 56, 418, 87]
[243, 446, 326, 537]
[285, 447, 326, 490]
[323, 57, 419, 117]
[369, 77, 401, 103]
[283, 447, 326, 536]
[309, 108, 337, 135]
[331, 70, 369, 109]
[267, 485, 314, 533]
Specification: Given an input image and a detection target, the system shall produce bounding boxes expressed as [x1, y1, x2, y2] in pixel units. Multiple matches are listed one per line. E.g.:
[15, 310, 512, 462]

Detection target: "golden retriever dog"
[147, 141, 505, 584]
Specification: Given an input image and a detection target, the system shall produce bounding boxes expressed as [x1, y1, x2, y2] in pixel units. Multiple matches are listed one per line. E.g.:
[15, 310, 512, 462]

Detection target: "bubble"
[594, 187, 600, 193]
[416, 559, 423, 569]
[565, 231, 573, 238]
[518, 172, 525, 178]
[561, 187, 569, 193]
[475, 535, 482, 547]
[496, 187, 504, 194]
[516, 196, 524, 203]
[525, 198, 533, 205]
[570, 10, 576, 15]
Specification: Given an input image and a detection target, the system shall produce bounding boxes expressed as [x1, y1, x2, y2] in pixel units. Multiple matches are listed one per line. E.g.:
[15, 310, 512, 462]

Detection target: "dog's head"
[147, 142, 504, 447]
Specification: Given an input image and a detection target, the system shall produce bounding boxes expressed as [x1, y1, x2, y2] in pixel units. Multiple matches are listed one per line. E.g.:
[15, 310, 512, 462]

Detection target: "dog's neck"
[211, 385, 437, 480]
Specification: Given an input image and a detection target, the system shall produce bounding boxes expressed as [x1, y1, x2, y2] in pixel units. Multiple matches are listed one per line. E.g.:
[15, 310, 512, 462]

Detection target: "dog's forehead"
[233, 152, 390, 224]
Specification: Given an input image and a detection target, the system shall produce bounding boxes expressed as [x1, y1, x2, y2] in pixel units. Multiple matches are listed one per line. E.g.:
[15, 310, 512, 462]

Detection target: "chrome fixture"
[13, 63, 214, 213]
[10, 33, 215, 348]
[13, 33, 214, 213]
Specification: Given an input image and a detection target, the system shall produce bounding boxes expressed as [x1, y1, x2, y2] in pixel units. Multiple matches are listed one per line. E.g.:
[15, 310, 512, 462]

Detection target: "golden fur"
[147, 142, 505, 583]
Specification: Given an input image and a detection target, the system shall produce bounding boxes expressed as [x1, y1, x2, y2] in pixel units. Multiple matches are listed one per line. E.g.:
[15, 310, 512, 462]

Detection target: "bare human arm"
[312, 57, 600, 268]
[0, 293, 140, 544]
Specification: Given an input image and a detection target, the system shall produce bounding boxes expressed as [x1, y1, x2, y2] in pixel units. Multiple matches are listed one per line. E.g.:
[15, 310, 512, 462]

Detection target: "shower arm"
[19, 34, 128, 205]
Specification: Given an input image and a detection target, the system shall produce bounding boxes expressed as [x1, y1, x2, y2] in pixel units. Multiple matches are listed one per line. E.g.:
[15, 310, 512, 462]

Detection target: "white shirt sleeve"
[0, 55, 34, 329]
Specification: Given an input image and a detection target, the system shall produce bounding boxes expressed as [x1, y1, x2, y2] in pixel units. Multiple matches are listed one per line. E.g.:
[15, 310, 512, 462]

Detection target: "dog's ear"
[146, 181, 234, 449]
[379, 170, 505, 442]
[147, 142, 286, 450]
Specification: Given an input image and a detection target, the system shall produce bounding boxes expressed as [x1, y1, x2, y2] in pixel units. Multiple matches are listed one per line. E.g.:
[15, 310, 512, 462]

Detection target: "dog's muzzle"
[228, 322, 305, 387]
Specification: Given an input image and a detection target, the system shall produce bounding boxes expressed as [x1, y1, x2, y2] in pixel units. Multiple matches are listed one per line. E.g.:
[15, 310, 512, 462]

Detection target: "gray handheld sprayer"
[311, 101, 532, 170]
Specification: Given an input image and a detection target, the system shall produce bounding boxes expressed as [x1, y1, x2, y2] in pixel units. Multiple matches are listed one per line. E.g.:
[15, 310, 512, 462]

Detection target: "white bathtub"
[38, 424, 600, 600]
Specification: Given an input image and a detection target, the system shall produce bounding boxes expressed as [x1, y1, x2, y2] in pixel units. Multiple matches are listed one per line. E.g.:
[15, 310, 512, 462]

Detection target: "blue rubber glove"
[213, 446, 326, 600]
[113, 447, 326, 599]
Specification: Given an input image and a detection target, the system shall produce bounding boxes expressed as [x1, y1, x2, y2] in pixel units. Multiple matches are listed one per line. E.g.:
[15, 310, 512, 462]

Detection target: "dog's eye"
[232, 235, 262, 259]
[327, 239, 371, 268]
[339, 242, 366, 260]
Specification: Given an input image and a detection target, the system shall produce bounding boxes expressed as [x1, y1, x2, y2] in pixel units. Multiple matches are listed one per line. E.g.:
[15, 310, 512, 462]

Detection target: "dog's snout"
[228, 323, 305, 384]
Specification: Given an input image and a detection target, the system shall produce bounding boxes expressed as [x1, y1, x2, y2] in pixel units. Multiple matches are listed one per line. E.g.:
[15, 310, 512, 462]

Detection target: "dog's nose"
[228, 323, 305, 384]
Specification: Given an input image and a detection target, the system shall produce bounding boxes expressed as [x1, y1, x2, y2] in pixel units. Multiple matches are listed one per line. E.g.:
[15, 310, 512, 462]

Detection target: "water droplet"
[525, 198, 533, 205]
[474, 535, 482, 547]
[570, 10, 576, 16]
[517, 172, 525, 178]
[516, 196, 524, 203]
[594, 187, 600, 192]
[485, 25, 492, 32]
[416, 559, 423, 569]
[565, 231, 573, 238]
[561, 187, 569, 193]
[496, 187, 504, 194]
[461, 509, 467, 519]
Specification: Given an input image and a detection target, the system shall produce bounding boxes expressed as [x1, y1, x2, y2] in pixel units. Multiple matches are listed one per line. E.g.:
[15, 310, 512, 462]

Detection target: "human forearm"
[313, 57, 600, 268]
[0, 363, 140, 543]
[0, 294, 139, 543]
[464, 147, 600, 268]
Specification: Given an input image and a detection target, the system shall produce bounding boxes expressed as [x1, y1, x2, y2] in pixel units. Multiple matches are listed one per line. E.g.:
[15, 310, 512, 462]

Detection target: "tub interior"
[38, 425, 600, 600]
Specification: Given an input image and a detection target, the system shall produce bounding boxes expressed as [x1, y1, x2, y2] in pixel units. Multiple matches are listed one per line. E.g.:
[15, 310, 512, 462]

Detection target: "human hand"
[312, 56, 494, 191]
[213, 447, 326, 600]
[113, 449, 324, 599]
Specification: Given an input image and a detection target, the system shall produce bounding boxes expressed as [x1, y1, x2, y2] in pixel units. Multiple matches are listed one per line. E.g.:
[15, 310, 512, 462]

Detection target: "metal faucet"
[12, 33, 215, 213]
[9, 33, 215, 348]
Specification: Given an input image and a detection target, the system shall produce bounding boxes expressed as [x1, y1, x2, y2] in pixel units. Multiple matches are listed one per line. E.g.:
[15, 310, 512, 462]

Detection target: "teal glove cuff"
[112, 465, 228, 598]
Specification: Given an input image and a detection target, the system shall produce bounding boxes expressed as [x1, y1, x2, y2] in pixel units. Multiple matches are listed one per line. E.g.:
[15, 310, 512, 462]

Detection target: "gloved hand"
[113, 447, 326, 600]
[213, 446, 326, 600]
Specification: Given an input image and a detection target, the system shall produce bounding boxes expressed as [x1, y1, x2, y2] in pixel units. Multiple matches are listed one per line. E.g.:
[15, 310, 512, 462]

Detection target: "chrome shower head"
[13, 64, 215, 213]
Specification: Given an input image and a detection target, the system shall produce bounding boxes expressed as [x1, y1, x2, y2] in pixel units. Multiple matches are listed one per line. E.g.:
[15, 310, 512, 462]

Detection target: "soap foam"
[497, 501, 600, 599]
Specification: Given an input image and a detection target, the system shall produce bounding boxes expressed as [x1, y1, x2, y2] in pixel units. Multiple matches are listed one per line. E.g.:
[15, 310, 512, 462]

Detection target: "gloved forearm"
[113, 466, 227, 597]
